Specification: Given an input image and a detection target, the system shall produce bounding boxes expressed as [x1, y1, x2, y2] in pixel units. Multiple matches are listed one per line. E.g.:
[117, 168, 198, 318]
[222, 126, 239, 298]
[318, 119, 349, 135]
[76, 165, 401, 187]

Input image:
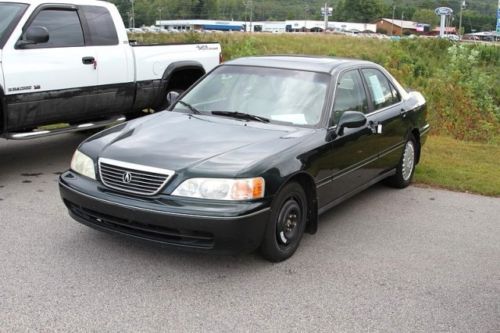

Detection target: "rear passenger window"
[25, 9, 84, 48]
[361, 69, 401, 110]
[80, 6, 118, 46]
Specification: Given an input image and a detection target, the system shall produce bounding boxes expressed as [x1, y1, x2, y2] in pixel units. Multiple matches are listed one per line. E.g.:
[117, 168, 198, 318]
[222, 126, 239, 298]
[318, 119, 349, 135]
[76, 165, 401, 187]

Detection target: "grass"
[415, 135, 500, 196]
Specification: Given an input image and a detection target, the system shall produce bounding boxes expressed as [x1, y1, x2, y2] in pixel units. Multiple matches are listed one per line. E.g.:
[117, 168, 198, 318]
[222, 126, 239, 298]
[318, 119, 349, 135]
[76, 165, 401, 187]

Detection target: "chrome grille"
[98, 158, 174, 196]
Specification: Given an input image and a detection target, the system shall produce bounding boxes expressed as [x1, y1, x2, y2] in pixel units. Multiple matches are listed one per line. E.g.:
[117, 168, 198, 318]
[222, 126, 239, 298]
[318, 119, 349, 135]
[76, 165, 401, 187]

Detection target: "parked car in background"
[0, 0, 221, 139]
[60, 56, 429, 262]
[440, 34, 460, 41]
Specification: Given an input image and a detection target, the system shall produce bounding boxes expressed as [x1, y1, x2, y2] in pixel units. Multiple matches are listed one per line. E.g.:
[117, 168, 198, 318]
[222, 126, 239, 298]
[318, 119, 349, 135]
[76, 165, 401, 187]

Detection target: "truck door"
[2, 5, 98, 131]
[78, 5, 135, 117]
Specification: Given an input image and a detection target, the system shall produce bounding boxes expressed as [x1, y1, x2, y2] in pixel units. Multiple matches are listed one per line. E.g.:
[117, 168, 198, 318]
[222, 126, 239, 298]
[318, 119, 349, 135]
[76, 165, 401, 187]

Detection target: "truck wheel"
[386, 135, 417, 188]
[260, 182, 307, 262]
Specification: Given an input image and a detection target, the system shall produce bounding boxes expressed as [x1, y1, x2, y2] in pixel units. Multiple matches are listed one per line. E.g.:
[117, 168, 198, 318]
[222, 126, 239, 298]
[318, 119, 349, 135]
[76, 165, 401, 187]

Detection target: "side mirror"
[166, 91, 181, 107]
[17, 26, 49, 48]
[336, 111, 367, 136]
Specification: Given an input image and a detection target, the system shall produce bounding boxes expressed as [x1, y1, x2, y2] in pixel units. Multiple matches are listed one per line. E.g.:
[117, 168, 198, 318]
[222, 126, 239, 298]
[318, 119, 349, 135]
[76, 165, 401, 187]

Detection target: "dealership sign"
[435, 7, 453, 16]
[497, 0, 500, 36]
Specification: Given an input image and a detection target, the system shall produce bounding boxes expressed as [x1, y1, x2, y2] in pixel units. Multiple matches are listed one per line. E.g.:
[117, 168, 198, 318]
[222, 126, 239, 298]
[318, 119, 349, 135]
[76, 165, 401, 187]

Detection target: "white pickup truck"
[0, 0, 221, 139]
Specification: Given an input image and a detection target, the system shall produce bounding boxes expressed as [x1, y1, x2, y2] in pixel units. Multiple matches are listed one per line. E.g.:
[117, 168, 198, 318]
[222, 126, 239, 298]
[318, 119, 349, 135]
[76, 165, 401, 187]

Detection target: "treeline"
[108, 0, 498, 33]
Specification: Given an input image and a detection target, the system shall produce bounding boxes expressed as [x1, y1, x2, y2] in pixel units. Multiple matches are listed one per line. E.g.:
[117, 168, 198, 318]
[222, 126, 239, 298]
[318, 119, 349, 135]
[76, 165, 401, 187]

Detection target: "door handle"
[368, 120, 383, 134]
[400, 108, 408, 118]
[82, 56, 95, 65]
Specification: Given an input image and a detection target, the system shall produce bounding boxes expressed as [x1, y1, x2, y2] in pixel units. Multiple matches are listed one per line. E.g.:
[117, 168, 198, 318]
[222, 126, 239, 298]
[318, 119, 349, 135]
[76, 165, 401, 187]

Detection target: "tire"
[387, 134, 417, 188]
[260, 182, 308, 262]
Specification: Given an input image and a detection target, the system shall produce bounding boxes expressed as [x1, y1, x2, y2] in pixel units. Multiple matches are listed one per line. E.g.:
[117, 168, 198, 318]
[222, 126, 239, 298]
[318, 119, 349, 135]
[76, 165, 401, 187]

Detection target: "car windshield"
[0, 2, 27, 48]
[174, 65, 330, 127]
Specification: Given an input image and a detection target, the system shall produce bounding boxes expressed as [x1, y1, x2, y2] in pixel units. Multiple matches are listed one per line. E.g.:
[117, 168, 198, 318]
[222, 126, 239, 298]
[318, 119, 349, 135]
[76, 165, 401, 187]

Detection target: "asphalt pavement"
[0, 134, 499, 332]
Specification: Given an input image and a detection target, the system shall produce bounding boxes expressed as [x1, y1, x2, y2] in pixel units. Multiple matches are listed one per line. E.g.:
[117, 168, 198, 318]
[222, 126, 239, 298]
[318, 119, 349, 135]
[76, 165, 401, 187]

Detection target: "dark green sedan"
[59, 56, 429, 262]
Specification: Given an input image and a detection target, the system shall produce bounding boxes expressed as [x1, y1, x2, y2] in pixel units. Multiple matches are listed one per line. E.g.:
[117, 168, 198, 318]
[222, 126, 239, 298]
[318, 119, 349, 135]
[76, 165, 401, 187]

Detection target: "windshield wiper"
[177, 100, 201, 114]
[211, 111, 270, 123]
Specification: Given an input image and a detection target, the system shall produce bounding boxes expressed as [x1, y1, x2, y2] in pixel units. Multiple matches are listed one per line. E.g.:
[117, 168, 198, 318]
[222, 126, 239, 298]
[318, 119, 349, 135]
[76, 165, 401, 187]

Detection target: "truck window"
[25, 9, 84, 48]
[0, 2, 28, 48]
[80, 6, 118, 46]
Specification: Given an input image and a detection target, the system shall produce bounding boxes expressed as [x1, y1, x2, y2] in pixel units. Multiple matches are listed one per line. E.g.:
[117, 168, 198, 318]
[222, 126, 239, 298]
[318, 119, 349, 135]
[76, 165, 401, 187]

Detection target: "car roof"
[224, 55, 375, 74]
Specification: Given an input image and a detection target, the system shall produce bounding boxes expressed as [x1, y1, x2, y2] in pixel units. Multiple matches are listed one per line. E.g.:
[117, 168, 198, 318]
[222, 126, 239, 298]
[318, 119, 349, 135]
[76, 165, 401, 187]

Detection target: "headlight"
[70, 150, 96, 180]
[172, 177, 265, 200]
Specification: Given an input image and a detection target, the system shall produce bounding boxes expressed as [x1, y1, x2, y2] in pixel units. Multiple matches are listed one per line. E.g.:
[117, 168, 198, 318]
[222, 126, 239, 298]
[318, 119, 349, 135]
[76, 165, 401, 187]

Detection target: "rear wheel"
[260, 182, 307, 262]
[387, 135, 417, 188]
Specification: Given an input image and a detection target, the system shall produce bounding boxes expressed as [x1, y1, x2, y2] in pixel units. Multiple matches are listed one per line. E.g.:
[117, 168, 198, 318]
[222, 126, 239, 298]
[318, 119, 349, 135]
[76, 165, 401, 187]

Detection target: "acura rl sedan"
[59, 56, 429, 262]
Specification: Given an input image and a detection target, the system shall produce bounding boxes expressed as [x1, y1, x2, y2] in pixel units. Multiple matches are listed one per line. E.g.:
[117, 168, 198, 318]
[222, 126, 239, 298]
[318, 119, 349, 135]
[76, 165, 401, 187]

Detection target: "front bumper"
[59, 171, 271, 254]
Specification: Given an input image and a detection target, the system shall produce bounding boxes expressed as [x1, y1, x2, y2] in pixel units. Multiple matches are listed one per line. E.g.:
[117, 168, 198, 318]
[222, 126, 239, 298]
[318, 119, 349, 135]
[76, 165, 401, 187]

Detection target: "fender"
[154, 61, 206, 109]
[275, 171, 319, 235]
[161, 60, 205, 82]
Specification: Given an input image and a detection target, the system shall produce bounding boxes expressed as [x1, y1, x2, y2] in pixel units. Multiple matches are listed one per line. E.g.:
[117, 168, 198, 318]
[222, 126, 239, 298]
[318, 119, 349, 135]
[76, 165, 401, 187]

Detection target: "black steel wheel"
[260, 182, 307, 262]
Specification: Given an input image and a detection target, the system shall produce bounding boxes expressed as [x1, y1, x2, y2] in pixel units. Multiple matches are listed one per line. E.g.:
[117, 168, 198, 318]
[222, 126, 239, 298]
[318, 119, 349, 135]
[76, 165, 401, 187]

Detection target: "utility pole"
[244, 0, 253, 33]
[400, 11, 404, 36]
[250, 0, 253, 33]
[324, 3, 328, 33]
[391, 4, 395, 36]
[459, 1, 465, 36]
[304, 3, 309, 32]
[130, 0, 135, 29]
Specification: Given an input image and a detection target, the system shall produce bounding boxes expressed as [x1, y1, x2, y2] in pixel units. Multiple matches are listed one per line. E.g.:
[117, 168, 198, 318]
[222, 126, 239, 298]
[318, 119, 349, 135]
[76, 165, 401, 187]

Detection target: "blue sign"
[435, 7, 453, 16]
[497, 1, 500, 36]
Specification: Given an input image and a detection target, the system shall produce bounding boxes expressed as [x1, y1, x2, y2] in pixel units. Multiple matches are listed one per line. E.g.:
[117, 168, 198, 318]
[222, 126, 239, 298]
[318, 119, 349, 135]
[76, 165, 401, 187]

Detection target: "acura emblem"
[122, 171, 133, 184]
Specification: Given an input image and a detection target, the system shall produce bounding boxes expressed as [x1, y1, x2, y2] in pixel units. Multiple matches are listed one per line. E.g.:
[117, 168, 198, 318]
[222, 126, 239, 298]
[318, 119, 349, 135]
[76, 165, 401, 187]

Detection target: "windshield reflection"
[174, 66, 330, 127]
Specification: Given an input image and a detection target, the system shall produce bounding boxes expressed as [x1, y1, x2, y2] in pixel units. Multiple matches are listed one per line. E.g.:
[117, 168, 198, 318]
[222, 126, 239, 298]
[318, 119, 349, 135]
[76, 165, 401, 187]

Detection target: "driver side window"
[23, 9, 84, 48]
[331, 70, 368, 126]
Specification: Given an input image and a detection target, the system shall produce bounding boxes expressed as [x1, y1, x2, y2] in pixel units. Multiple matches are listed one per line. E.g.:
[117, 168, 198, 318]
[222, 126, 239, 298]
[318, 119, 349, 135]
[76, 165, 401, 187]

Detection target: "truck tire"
[156, 89, 184, 112]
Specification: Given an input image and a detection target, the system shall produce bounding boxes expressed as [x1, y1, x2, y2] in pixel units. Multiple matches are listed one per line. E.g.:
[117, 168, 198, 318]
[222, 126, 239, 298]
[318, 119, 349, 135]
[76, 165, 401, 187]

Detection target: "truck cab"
[0, 0, 221, 139]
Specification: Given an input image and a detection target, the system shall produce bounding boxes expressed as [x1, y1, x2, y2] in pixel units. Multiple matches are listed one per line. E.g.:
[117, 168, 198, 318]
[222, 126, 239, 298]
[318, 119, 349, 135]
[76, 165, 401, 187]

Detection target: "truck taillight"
[219, 53, 224, 64]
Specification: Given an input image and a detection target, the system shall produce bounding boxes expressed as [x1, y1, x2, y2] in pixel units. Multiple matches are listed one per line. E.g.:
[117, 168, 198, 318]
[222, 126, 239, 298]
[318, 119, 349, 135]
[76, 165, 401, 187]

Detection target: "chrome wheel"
[402, 141, 415, 181]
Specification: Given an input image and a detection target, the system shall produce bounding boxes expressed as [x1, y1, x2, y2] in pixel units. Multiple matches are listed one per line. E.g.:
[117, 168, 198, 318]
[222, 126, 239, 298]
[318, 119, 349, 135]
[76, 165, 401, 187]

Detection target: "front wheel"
[387, 135, 417, 188]
[260, 182, 307, 262]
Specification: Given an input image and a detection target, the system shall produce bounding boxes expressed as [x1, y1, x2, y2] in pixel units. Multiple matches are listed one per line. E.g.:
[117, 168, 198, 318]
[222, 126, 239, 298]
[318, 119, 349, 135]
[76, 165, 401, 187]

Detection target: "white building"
[155, 19, 376, 33]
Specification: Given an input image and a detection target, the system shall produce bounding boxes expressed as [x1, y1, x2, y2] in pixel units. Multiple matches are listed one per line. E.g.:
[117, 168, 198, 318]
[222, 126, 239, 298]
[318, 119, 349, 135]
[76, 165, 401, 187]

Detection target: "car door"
[316, 69, 380, 208]
[360, 68, 408, 175]
[2, 5, 98, 131]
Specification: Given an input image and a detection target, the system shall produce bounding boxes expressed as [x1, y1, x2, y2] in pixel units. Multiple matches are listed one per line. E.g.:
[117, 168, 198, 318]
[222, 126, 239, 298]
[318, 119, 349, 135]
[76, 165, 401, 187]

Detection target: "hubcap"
[277, 199, 301, 246]
[402, 141, 415, 181]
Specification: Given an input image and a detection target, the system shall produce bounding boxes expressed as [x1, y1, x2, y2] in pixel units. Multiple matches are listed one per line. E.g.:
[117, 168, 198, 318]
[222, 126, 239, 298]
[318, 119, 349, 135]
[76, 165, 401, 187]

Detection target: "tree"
[336, 0, 385, 23]
[412, 8, 438, 27]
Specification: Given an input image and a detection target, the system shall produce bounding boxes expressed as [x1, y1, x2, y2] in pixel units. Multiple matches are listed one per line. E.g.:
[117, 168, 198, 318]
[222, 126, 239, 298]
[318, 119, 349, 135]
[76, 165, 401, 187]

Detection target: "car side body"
[59, 56, 429, 261]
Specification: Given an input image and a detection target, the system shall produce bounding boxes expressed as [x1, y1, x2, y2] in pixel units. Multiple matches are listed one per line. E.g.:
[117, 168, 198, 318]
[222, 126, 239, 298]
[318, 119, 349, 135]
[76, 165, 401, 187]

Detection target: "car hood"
[84, 112, 316, 177]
